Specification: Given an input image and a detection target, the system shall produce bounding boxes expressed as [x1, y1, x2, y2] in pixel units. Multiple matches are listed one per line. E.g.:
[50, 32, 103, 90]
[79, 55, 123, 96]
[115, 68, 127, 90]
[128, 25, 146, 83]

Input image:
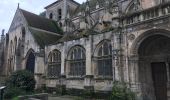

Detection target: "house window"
[48, 50, 61, 78]
[68, 46, 86, 77]
[97, 41, 112, 77]
[49, 13, 53, 19]
[58, 9, 62, 20]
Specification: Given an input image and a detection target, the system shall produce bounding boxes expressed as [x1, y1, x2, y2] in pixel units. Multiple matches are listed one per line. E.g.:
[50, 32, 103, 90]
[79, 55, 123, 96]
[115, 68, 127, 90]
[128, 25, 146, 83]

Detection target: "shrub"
[110, 81, 136, 100]
[5, 70, 36, 92]
[4, 87, 26, 99]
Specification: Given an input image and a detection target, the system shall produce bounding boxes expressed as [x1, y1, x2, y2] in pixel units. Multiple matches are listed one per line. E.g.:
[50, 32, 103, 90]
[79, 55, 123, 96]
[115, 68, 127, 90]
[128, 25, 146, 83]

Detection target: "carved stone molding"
[128, 34, 135, 41]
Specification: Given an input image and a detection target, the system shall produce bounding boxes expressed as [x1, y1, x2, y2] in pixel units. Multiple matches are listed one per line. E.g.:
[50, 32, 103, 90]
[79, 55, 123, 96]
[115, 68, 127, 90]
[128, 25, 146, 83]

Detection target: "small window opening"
[58, 9, 62, 20]
[49, 13, 53, 19]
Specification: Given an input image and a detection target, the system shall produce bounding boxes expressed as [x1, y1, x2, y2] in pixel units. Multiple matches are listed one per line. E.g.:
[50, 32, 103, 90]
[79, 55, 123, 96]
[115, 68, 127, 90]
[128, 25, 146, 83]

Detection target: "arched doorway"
[137, 34, 170, 100]
[26, 51, 35, 73]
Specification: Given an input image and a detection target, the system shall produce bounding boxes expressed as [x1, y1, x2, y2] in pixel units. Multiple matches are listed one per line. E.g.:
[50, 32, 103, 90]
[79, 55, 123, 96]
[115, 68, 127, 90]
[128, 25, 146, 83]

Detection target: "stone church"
[1, 0, 170, 99]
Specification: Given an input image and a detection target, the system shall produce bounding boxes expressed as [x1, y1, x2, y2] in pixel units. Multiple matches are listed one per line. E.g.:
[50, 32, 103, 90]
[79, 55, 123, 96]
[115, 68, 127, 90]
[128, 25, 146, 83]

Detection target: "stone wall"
[18, 93, 48, 100]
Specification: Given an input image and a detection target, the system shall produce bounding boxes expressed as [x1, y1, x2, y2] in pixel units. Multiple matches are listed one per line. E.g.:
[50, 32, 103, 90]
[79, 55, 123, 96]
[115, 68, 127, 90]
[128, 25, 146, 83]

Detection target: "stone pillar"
[159, 7, 163, 16]
[61, 43, 66, 75]
[121, 31, 129, 83]
[60, 43, 66, 94]
[86, 36, 92, 75]
[129, 55, 139, 83]
[129, 55, 143, 100]
[59, 75, 66, 95]
[140, 14, 144, 21]
[34, 52, 45, 89]
[84, 36, 94, 92]
[112, 32, 121, 81]
[84, 75, 94, 93]
[123, 54, 130, 83]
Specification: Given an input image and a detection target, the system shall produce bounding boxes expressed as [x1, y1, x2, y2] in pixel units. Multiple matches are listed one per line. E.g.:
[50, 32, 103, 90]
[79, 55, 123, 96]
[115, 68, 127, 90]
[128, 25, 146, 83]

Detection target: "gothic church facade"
[1, 0, 170, 99]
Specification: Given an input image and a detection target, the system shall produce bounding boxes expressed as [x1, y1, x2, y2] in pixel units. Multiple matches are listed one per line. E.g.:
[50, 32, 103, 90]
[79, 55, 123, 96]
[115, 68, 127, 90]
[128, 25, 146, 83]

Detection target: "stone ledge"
[18, 93, 48, 100]
[85, 75, 94, 78]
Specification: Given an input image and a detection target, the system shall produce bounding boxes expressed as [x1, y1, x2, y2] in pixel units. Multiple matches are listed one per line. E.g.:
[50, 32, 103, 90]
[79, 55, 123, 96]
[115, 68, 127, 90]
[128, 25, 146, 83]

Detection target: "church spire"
[18, 3, 20, 9]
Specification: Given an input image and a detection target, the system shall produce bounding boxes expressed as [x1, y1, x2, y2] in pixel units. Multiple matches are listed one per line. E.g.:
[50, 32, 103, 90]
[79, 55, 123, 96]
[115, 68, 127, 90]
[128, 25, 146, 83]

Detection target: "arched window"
[26, 52, 35, 73]
[96, 40, 112, 77]
[58, 9, 62, 20]
[48, 50, 61, 78]
[49, 13, 53, 19]
[68, 46, 86, 77]
[16, 38, 21, 56]
[10, 40, 14, 56]
[14, 37, 17, 54]
[22, 27, 26, 43]
[128, 3, 135, 13]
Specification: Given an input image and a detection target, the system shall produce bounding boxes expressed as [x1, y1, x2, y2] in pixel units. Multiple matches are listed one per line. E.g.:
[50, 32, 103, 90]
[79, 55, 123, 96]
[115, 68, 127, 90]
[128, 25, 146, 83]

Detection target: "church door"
[26, 52, 35, 73]
[151, 62, 167, 100]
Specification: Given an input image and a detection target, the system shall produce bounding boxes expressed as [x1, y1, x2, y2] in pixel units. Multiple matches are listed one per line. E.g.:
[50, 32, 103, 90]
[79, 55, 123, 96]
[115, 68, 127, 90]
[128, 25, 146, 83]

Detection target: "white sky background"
[0, 0, 86, 34]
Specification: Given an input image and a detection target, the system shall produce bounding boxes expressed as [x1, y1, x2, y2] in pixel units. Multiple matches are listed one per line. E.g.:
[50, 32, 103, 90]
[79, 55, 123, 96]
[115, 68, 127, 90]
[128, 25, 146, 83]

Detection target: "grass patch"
[12, 97, 19, 100]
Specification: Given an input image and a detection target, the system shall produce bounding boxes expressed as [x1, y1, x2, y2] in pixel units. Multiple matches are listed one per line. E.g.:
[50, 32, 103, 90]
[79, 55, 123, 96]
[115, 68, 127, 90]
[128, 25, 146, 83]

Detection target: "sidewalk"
[48, 96, 105, 100]
[48, 96, 74, 100]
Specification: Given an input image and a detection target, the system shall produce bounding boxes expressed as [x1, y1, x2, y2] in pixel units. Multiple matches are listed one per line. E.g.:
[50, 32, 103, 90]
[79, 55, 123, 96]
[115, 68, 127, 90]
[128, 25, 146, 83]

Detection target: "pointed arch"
[130, 29, 170, 55]
[10, 40, 13, 55]
[94, 40, 112, 77]
[67, 45, 86, 77]
[22, 27, 26, 42]
[14, 36, 17, 54]
[16, 38, 21, 56]
[47, 49, 61, 78]
[125, 0, 142, 13]
[16, 38, 22, 70]
[25, 49, 35, 73]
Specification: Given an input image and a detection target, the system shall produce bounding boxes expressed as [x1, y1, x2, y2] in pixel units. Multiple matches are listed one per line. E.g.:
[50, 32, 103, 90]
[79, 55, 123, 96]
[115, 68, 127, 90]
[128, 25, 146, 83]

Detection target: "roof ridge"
[19, 8, 63, 34]
[19, 8, 55, 22]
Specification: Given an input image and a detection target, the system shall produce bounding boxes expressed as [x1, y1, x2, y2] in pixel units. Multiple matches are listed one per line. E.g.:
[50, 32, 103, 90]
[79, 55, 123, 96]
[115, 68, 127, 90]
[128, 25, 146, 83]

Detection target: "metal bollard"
[0, 86, 6, 100]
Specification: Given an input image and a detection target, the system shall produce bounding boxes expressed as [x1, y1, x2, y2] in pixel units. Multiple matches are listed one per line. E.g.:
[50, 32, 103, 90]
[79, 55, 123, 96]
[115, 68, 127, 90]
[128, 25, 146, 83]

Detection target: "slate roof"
[20, 9, 63, 35]
[29, 28, 62, 48]
[20, 9, 63, 48]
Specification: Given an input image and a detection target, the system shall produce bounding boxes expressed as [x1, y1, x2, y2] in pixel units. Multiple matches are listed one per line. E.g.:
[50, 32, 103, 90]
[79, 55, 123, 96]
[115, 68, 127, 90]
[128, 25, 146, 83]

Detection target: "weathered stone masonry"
[1, 0, 170, 100]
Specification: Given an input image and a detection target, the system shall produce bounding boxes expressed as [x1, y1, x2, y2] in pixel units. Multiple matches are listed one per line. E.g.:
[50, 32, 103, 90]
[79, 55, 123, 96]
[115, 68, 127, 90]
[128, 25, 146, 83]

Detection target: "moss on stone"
[29, 28, 62, 48]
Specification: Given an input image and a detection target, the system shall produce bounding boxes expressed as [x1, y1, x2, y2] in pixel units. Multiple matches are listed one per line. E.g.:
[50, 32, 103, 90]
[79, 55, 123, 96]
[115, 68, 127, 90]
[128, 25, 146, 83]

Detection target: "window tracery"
[68, 46, 86, 77]
[96, 40, 112, 77]
[48, 50, 61, 78]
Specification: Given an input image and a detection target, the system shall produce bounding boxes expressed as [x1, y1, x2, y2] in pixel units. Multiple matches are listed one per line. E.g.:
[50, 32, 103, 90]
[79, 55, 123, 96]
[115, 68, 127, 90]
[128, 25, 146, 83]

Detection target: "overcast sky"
[0, 0, 86, 34]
